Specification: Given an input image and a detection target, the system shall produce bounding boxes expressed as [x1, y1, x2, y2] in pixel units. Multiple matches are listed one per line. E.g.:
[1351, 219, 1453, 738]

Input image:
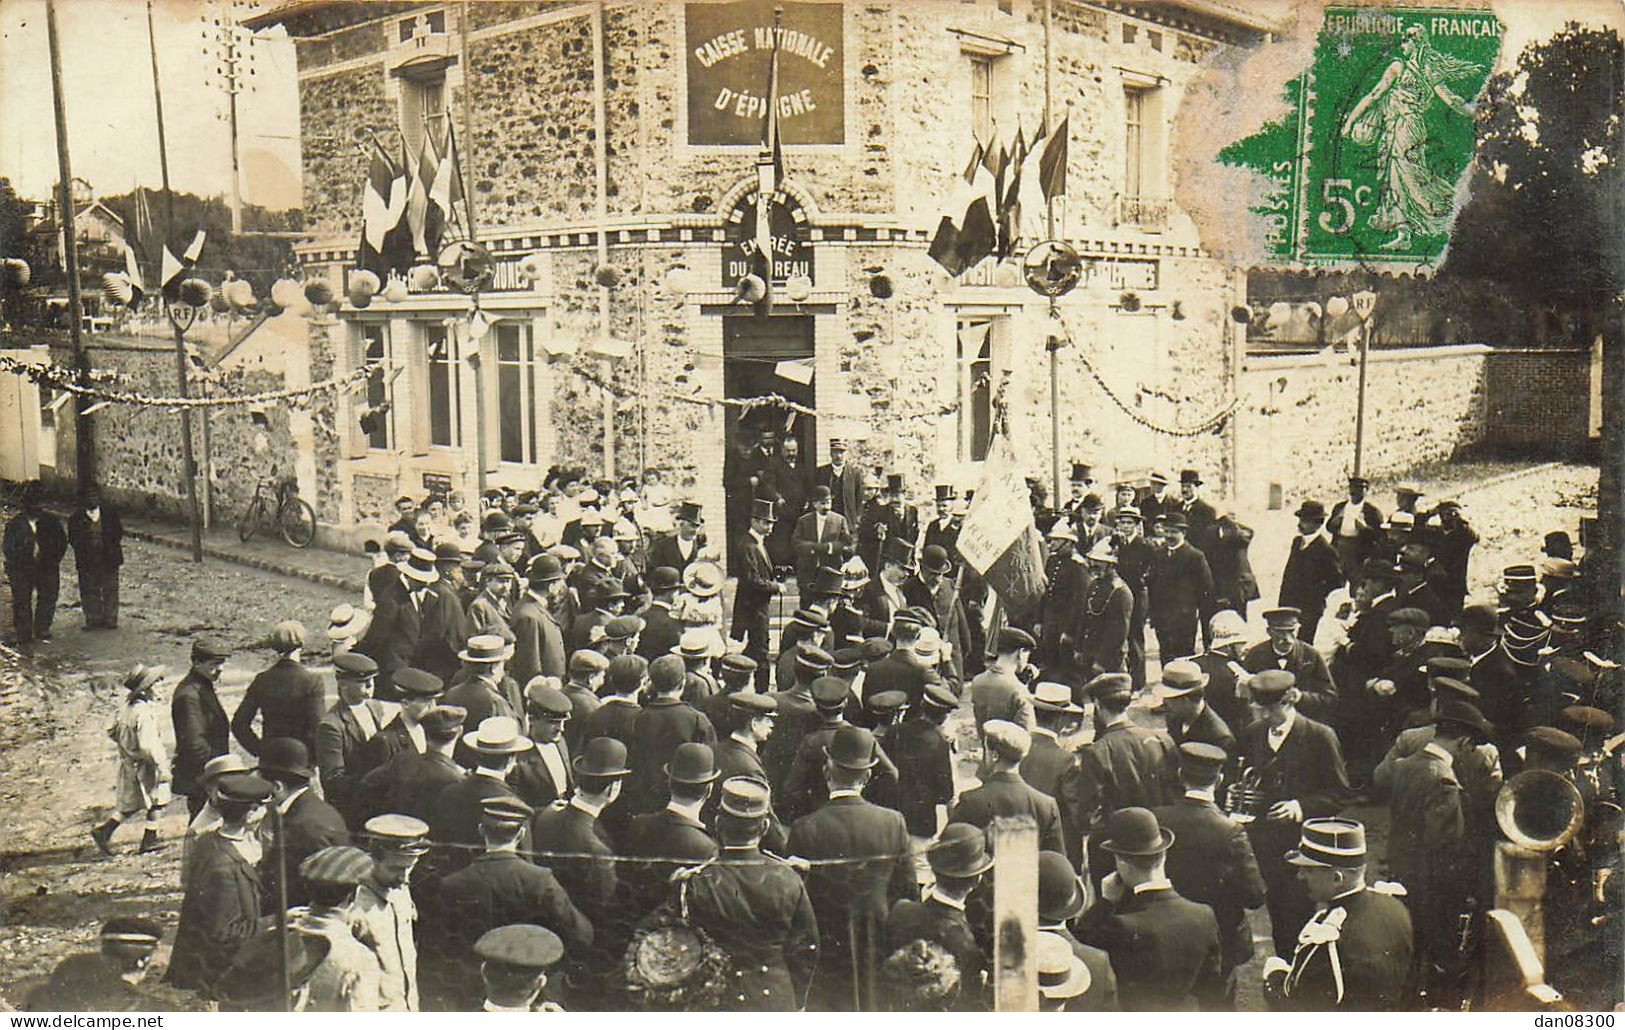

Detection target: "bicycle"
[238, 476, 317, 548]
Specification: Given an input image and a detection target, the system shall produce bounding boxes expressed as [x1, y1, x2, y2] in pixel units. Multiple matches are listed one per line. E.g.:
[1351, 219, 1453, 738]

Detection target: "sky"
[0, 0, 301, 210]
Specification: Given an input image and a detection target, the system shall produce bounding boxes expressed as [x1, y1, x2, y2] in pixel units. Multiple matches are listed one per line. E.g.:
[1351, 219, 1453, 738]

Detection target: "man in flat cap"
[172, 636, 232, 818]
[232, 622, 325, 762]
[354, 814, 432, 1011]
[951, 721, 1065, 855]
[1237, 670, 1352, 957]
[788, 725, 918, 1010]
[317, 652, 387, 824]
[473, 925, 567, 1011]
[295, 845, 385, 1012]
[427, 796, 592, 1009]
[363, 667, 445, 776]
[625, 655, 717, 814]
[1262, 818, 1412, 1010]
[25, 917, 162, 1011]
[970, 627, 1036, 735]
[167, 772, 275, 993]
[1242, 608, 1338, 721]
[1153, 742, 1266, 1005]
[1060, 672, 1178, 873]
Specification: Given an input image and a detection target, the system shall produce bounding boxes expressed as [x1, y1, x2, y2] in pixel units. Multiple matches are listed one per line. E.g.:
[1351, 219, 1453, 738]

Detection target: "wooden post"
[991, 815, 1039, 1011]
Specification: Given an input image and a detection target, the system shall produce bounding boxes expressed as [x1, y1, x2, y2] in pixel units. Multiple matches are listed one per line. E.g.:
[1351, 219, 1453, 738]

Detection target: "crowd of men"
[16, 451, 1623, 1012]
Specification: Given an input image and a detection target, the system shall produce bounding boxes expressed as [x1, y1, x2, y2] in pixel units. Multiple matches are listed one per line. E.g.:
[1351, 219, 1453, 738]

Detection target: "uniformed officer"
[354, 814, 432, 1011]
[473, 924, 567, 1011]
[682, 777, 819, 1011]
[1059, 672, 1178, 874]
[295, 845, 385, 1012]
[1077, 540, 1132, 677]
[24, 917, 162, 1011]
[1262, 818, 1413, 1010]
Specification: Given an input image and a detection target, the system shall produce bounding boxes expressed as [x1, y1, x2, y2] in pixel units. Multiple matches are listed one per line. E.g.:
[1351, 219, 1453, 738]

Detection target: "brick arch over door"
[713, 175, 823, 224]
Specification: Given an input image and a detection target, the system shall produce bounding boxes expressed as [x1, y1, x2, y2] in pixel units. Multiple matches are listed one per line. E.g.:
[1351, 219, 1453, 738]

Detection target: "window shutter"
[403, 319, 432, 455]
[340, 325, 368, 459]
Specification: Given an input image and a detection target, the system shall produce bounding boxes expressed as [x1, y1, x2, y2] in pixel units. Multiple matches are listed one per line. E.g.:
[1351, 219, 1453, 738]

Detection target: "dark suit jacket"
[171, 671, 229, 797]
[232, 657, 327, 757]
[1242, 640, 1338, 719]
[580, 696, 641, 749]
[356, 581, 431, 696]
[871, 717, 954, 837]
[361, 714, 422, 782]
[1194, 650, 1249, 743]
[621, 807, 719, 915]
[428, 772, 520, 872]
[862, 651, 932, 707]
[561, 684, 603, 755]
[165, 832, 262, 992]
[1168, 703, 1237, 756]
[2, 510, 66, 579]
[441, 675, 518, 736]
[1238, 714, 1352, 861]
[262, 788, 349, 910]
[787, 795, 918, 1008]
[66, 507, 124, 568]
[1078, 885, 1225, 1010]
[359, 746, 464, 824]
[685, 848, 819, 1010]
[1059, 721, 1178, 867]
[1152, 794, 1267, 970]
[1080, 575, 1133, 674]
[626, 698, 716, 812]
[1205, 515, 1259, 607]
[510, 595, 566, 687]
[1180, 497, 1219, 550]
[530, 803, 622, 969]
[635, 601, 684, 661]
[791, 511, 853, 584]
[816, 462, 865, 522]
[1384, 745, 1465, 894]
[415, 581, 472, 684]
[1148, 542, 1213, 626]
[1280, 533, 1344, 614]
[645, 533, 703, 573]
[315, 698, 389, 822]
[1271, 887, 1413, 1010]
[732, 532, 779, 628]
[885, 898, 987, 1010]
[1019, 731, 1076, 798]
[949, 769, 1065, 854]
[510, 738, 572, 810]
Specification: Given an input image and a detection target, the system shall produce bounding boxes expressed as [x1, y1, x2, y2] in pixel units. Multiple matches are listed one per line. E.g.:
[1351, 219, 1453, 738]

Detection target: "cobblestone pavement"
[0, 459, 1599, 1009]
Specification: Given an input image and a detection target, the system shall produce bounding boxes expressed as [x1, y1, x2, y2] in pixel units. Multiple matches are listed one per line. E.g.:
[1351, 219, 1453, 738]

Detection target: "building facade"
[258, 0, 1267, 552]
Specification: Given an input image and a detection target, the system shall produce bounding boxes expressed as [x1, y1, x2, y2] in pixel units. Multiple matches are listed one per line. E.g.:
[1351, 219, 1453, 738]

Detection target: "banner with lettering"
[686, 0, 845, 146]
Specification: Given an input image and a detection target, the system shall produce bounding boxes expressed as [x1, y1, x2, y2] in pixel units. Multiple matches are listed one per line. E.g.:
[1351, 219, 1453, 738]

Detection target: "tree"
[1443, 23, 1624, 603]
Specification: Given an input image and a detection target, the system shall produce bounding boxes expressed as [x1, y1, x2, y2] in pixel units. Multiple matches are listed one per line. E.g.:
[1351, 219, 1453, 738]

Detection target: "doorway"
[722, 315, 815, 569]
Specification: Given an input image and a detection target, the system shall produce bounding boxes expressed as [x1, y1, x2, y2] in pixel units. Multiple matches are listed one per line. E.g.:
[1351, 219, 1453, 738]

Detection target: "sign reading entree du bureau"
[686, 0, 845, 146]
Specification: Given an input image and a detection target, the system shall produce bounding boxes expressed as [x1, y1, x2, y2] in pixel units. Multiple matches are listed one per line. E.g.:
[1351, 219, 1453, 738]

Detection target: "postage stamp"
[1219, 6, 1503, 268]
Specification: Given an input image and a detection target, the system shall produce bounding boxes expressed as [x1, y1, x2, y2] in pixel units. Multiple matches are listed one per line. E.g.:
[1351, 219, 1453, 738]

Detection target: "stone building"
[253, 0, 1272, 554]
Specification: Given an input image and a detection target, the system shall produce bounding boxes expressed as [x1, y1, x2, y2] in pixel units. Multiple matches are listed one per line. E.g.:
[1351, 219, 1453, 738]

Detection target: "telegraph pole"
[147, 0, 205, 563]
[45, 0, 95, 487]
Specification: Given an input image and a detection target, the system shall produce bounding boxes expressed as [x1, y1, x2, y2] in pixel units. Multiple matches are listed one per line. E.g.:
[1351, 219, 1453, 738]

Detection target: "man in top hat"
[634, 566, 684, 661]
[1262, 818, 1413, 1010]
[66, 484, 124, 631]
[166, 771, 275, 992]
[885, 822, 993, 1010]
[1238, 669, 1353, 957]
[1037, 517, 1089, 672]
[675, 778, 817, 1011]
[646, 501, 707, 573]
[787, 725, 918, 1011]
[816, 437, 865, 521]
[863, 535, 917, 633]
[733, 498, 783, 689]
[922, 484, 961, 557]
[358, 704, 467, 825]
[1328, 477, 1385, 590]
[1056, 461, 1094, 520]
[510, 555, 567, 687]
[1147, 511, 1214, 663]
[1061, 672, 1179, 873]
[25, 916, 162, 1011]
[354, 814, 432, 1011]
[509, 680, 573, 809]
[626, 655, 717, 813]
[1158, 659, 1236, 756]
[1152, 742, 1266, 1004]
[1077, 806, 1225, 1010]
[620, 741, 721, 915]
[951, 720, 1065, 854]
[428, 717, 533, 872]
[3, 481, 67, 644]
[1023, 681, 1084, 798]
[173, 636, 233, 817]
[1242, 608, 1338, 720]
[1078, 539, 1133, 677]
[316, 653, 388, 805]
[257, 738, 349, 911]
[857, 473, 917, 573]
[426, 796, 592, 1009]
[1279, 500, 1345, 643]
[232, 621, 326, 760]
[466, 924, 566, 1012]
[792, 484, 853, 587]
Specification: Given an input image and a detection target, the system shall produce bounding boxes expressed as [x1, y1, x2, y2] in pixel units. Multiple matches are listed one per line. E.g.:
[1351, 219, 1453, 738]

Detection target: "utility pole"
[214, 10, 249, 234]
[147, 0, 205, 563]
[45, 0, 95, 488]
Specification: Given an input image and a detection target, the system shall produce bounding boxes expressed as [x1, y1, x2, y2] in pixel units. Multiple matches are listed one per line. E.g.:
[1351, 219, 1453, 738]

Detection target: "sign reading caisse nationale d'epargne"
[686, 0, 845, 146]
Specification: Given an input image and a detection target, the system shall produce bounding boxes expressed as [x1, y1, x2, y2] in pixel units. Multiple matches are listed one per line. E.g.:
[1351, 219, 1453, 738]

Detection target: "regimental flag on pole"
[752, 8, 784, 317]
[956, 432, 1048, 626]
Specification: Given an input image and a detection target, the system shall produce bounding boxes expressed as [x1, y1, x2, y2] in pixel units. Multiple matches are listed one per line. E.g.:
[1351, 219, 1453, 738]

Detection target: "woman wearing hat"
[92, 665, 172, 856]
[673, 559, 730, 665]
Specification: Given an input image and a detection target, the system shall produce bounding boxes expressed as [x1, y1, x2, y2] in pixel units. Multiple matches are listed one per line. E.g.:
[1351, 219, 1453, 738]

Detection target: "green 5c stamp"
[1220, 7, 1503, 268]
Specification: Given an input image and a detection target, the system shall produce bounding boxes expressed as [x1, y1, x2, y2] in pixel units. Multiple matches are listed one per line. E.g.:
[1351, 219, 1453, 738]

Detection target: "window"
[1124, 85, 1147, 199]
[400, 74, 447, 157]
[426, 322, 461, 447]
[496, 321, 540, 465]
[1120, 81, 1167, 228]
[956, 316, 1006, 462]
[969, 55, 994, 142]
[362, 324, 393, 450]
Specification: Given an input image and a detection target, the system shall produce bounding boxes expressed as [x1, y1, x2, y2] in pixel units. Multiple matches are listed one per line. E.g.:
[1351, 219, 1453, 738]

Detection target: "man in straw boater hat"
[1261, 818, 1413, 1010]
[442, 633, 521, 732]
[883, 822, 994, 1010]
[92, 664, 171, 856]
[1152, 742, 1267, 1006]
[670, 777, 819, 1011]
[1035, 851, 1117, 1010]
[1075, 806, 1224, 1010]
[1022, 681, 1085, 798]
[355, 546, 441, 701]
[24, 916, 163, 1011]
[787, 724, 918, 1011]
[733, 497, 784, 689]
[425, 795, 592, 1010]
[428, 716, 533, 872]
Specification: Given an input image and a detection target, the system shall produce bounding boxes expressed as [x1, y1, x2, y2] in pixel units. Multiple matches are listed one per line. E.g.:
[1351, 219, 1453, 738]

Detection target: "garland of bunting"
[0, 355, 382, 411]
[0, 355, 125, 389]
[1072, 349, 1242, 437]
[569, 363, 965, 424]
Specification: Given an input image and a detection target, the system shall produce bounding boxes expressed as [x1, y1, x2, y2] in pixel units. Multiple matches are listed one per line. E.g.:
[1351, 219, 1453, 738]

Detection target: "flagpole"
[1043, 0, 1061, 504]
[147, 0, 204, 563]
[45, 0, 94, 488]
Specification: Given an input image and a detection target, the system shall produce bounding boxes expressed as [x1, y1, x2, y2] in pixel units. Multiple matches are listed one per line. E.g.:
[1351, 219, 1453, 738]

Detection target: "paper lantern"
[304, 280, 335, 307]
[178, 278, 213, 308]
[1326, 295, 1350, 319]
[593, 263, 622, 288]
[270, 278, 304, 310]
[517, 253, 544, 286]
[223, 279, 256, 311]
[3, 258, 30, 287]
[1304, 300, 1323, 320]
[347, 288, 374, 309]
[349, 269, 380, 298]
[992, 261, 1021, 289]
[734, 273, 766, 304]
[209, 293, 231, 314]
[869, 273, 894, 299]
[382, 279, 409, 304]
[102, 272, 134, 307]
[785, 274, 813, 302]
[1266, 300, 1291, 328]
[409, 264, 440, 292]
